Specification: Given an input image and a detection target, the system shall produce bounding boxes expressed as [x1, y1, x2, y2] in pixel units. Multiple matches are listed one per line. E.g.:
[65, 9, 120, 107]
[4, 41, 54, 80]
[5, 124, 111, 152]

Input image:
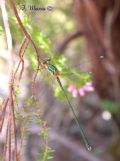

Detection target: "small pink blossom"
[68, 82, 94, 98]
[72, 89, 78, 97]
[86, 82, 92, 86]
[68, 85, 75, 92]
[86, 86, 94, 92]
[78, 88, 85, 96]
[83, 82, 94, 92]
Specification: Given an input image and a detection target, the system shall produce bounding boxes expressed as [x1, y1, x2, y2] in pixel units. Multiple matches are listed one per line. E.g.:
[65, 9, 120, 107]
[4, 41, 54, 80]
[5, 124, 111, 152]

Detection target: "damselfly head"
[41, 57, 51, 68]
[43, 57, 51, 62]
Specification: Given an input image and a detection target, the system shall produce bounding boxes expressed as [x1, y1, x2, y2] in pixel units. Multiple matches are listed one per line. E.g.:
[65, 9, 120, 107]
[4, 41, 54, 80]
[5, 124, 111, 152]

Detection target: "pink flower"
[86, 82, 92, 86]
[67, 85, 75, 92]
[78, 88, 85, 96]
[68, 82, 94, 98]
[83, 82, 94, 92]
[86, 86, 94, 92]
[72, 89, 78, 98]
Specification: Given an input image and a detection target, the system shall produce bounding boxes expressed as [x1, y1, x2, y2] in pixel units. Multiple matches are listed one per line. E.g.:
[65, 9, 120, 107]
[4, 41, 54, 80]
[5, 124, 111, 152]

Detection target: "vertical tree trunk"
[73, 1, 120, 158]
[73, 0, 120, 101]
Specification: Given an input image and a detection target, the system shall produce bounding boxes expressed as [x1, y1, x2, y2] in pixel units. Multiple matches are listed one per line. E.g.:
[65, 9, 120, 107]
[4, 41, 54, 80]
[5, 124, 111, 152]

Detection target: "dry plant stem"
[14, 38, 26, 78]
[1, 0, 18, 160]
[2, 116, 10, 161]
[9, 84, 18, 161]
[19, 38, 29, 81]
[0, 98, 9, 132]
[8, 117, 11, 161]
[13, 37, 29, 137]
[9, 0, 42, 91]
[14, 37, 29, 81]
[9, 0, 40, 61]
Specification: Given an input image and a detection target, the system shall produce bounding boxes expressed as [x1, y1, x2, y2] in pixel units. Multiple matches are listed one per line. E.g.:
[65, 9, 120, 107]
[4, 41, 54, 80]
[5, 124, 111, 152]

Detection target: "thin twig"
[0, 98, 9, 132]
[14, 36, 29, 81]
[8, 117, 11, 161]
[0, 1, 13, 161]
[14, 37, 27, 77]
[9, 0, 43, 94]
[9, 84, 18, 161]
[0, 0, 19, 160]
[19, 38, 29, 81]
[2, 116, 10, 161]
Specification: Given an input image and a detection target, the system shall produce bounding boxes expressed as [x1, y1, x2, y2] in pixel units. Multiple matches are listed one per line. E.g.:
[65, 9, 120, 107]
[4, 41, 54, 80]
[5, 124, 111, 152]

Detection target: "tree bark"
[73, 0, 120, 101]
[73, 1, 120, 156]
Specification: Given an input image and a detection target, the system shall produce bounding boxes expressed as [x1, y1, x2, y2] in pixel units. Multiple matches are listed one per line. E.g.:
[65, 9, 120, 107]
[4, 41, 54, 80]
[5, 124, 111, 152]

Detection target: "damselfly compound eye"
[43, 57, 51, 62]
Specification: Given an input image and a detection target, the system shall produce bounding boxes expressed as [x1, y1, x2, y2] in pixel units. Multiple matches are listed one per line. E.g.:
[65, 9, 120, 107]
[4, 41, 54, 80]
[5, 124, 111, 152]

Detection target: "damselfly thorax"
[41, 58, 60, 77]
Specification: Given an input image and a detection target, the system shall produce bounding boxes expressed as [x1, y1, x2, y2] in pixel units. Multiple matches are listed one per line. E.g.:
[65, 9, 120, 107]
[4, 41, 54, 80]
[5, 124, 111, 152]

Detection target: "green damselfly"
[39, 57, 92, 151]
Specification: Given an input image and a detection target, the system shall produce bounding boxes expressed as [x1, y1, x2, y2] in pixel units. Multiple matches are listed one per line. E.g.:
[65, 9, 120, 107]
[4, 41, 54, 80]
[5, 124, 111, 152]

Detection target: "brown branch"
[57, 30, 84, 52]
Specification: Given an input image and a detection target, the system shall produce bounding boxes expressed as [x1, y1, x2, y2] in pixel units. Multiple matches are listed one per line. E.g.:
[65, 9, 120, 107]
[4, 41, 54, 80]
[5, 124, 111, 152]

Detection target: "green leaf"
[100, 100, 120, 113]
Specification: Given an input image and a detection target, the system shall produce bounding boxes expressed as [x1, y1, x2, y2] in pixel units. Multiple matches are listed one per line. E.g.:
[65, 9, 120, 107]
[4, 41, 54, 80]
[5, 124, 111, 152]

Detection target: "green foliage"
[14, 98, 54, 161]
[37, 145, 54, 161]
[100, 99, 120, 113]
[37, 120, 54, 161]
[52, 55, 91, 85]
[32, 30, 51, 53]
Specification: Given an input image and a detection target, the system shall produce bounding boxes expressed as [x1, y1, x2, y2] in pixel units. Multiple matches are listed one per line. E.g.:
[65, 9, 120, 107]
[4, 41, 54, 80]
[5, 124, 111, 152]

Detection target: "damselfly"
[37, 57, 93, 151]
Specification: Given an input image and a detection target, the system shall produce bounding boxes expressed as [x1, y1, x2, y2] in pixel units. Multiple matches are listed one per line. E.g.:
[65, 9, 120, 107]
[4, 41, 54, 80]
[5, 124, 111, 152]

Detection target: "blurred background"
[0, 0, 120, 161]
